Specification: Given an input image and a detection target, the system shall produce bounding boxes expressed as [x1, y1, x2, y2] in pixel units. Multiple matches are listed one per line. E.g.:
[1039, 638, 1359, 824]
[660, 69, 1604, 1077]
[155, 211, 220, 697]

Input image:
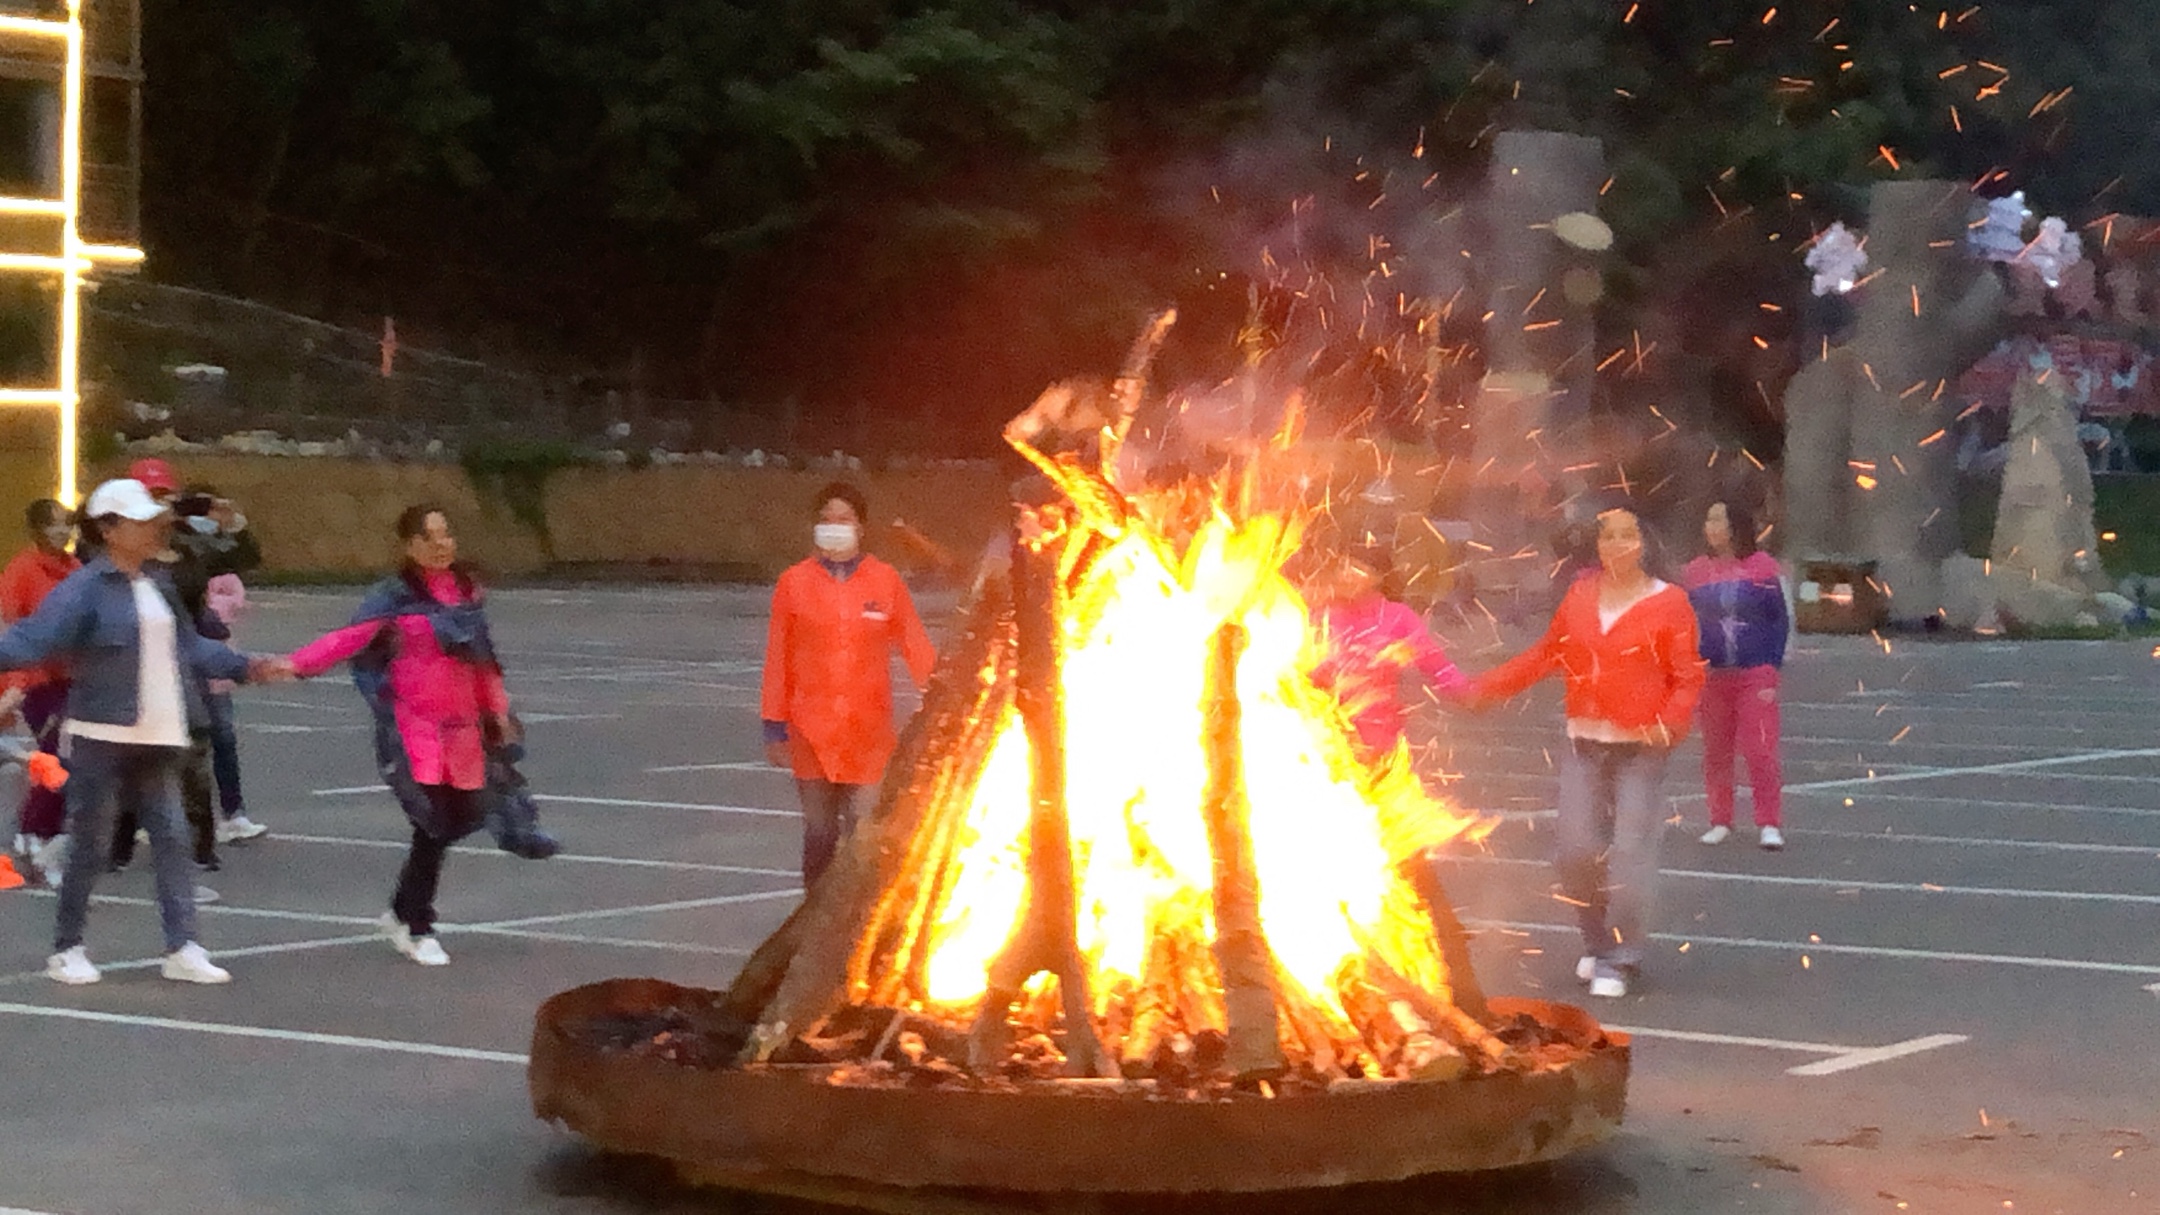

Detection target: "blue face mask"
[183, 515, 219, 535]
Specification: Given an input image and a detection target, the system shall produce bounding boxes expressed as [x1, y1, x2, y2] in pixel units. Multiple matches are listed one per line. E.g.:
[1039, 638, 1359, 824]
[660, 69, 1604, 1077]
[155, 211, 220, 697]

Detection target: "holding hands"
[248, 655, 300, 684]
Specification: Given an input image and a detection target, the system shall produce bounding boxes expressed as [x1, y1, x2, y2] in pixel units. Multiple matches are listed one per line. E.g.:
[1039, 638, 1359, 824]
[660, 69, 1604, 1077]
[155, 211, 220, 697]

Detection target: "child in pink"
[1681, 501, 1789, 849]
[1309, 546, 1471, 760]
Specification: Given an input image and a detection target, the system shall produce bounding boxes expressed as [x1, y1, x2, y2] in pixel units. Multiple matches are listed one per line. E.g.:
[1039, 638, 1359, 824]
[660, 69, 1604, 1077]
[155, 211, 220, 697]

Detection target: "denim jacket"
[0, 556, 250, 730]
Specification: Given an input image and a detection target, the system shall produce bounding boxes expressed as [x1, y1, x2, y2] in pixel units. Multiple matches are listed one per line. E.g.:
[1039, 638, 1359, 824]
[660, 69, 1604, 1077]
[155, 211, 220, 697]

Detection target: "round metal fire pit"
[530, 978, 1630, 1193]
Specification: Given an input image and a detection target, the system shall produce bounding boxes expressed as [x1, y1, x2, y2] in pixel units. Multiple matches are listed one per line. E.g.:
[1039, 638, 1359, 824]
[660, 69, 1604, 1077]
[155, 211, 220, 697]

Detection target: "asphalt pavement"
[0, 585, 2153, 1215]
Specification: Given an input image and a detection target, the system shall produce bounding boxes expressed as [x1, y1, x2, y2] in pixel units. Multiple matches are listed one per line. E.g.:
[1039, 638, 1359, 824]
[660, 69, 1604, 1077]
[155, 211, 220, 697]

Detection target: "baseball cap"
[126, 457, 179, 493]
[84, 478, 170, 523]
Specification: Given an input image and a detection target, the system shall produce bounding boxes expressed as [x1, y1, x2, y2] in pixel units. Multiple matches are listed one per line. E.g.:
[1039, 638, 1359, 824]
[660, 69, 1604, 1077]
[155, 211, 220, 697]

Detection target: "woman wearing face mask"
[1469, 507, 1706, 999]
[286, 506, 516, 967]
[761, 482, 937, 886]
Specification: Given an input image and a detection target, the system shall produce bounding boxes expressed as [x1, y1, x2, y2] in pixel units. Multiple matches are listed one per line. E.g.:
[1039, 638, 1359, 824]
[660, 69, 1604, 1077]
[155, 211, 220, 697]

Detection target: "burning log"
[1199, 622, 1287, 1083]
[966, 535, 1115, 1079]
[735, 586, 1017, 1062]
[1401, 858, 1491, 1022]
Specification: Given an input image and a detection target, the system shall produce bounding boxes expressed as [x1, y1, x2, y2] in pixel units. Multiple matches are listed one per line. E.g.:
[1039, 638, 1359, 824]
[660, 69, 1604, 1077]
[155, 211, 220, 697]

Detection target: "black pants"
[391, 786, 477, 936]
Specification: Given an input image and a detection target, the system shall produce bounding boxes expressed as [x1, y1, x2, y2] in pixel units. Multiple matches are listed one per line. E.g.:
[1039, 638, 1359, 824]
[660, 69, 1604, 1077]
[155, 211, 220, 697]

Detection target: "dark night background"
[128, 0, 2160, 456]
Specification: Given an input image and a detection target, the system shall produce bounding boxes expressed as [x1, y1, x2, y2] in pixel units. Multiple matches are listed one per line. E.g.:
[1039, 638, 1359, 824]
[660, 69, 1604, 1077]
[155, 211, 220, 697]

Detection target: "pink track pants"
[1700, 665, 1783, 829]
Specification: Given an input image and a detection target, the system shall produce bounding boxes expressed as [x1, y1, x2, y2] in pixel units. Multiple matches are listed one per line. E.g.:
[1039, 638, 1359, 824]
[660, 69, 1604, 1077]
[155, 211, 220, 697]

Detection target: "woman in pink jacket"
[288, 506, 512, 967]
[1308, 544, 1471, 762]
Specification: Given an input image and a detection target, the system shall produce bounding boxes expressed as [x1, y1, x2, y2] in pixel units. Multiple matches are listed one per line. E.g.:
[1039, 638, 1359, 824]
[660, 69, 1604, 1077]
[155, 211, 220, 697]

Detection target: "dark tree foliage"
[138, 0, 2160, 449]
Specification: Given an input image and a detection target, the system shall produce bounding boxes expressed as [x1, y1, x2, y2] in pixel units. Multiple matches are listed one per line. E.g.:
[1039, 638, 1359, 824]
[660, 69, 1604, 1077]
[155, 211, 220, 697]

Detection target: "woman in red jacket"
[1472, 507, 1706, 999]
[761, 483, 936, 885]
[1, 499, 79, 881]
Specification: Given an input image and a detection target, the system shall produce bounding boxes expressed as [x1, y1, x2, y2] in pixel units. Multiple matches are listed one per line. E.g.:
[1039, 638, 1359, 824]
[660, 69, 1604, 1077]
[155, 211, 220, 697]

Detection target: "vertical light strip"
[56, 0, 85, 505]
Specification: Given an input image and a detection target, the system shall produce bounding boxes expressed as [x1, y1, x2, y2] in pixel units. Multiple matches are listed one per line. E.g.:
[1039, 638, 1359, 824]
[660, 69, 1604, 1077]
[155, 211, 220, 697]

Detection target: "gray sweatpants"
[1554, 738, 1670, 973]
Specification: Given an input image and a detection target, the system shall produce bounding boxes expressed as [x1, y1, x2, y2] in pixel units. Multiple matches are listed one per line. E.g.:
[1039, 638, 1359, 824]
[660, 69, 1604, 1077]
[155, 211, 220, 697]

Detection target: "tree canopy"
[138, 0, 2160, 452]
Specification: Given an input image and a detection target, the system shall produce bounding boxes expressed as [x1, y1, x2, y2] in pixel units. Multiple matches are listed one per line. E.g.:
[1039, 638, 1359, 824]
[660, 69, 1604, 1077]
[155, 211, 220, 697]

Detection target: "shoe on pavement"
[161, 942, 232, 984]
[380, 912, 449, 966]
[46, 946, 99, 985]
[193, 884, 220, 905]
[1759, 826, 1786, 851]
[1698, 825, 1731, 845]
[1575, 955, 1598, 983]
[216, 815, 269, 843]
[1588, 974, 1629, 999]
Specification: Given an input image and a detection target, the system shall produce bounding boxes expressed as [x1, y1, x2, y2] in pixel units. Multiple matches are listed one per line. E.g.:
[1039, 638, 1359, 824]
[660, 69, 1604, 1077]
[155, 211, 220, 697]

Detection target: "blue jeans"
[796, 779, 865, 886]
[206, 690, 245, 817]
[55, 737, 199, 954]
[1554, 739, 1671, 975]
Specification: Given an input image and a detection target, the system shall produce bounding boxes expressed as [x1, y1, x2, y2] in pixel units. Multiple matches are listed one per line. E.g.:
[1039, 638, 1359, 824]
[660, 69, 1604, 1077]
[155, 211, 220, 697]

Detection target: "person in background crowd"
[1308, 542, 1472, 762]
[287, 506, 519, 968]
[2, 499, 78, 885]
[761, 482, 936, 886]
[108, 469, 263, 877]
[1683, 500, 1790, 851]
[1469, 506, 1706, 999]
[0, 479, 288, 985]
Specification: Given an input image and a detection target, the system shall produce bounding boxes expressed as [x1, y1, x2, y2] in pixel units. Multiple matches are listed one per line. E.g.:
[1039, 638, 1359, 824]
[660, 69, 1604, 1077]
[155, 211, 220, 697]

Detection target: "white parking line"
[1786, 748, 2160, 793]
[1470, 918, 2160, 977]
[0, 1002, 527, 1065]
[1452, 855, 2160, 908]
[646, 760, 783, 774]
[479, 888, 801, 929]
[1785, 1033, 1971, 1077]
[269, 830, 799, 877]
[308, 786, 800, 818]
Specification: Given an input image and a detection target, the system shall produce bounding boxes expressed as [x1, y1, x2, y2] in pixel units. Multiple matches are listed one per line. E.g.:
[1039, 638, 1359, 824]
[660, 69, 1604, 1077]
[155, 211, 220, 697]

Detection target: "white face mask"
[814, 522, 860, 556]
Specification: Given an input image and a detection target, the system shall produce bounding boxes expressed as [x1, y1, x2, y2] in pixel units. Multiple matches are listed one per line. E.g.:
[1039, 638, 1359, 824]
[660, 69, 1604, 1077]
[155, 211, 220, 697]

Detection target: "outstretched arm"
[289, 619, 389, 678]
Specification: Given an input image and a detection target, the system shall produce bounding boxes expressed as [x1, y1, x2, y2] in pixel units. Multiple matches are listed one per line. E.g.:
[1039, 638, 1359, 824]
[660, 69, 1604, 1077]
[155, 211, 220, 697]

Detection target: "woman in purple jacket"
[1682, 501, 1790, 850]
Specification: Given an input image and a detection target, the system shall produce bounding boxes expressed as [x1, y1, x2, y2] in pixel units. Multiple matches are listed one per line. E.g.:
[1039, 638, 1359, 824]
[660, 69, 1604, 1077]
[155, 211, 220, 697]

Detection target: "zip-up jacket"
[1682, 552, 1788, 670]
[1473, 573, 1707, 741]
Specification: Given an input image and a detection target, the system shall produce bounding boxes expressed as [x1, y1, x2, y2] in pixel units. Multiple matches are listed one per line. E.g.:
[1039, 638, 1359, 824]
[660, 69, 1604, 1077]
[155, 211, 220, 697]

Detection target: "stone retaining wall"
[0, 450, 1010, 581]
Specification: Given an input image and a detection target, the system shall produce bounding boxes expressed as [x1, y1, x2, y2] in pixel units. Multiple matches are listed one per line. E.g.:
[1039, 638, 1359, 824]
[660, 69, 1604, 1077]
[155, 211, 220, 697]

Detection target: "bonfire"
[530, 314, 1629, 1194]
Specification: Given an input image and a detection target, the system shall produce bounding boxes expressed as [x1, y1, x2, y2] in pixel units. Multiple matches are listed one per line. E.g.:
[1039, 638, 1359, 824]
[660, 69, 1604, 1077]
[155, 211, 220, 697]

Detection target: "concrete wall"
[0, 451, 1011, 581]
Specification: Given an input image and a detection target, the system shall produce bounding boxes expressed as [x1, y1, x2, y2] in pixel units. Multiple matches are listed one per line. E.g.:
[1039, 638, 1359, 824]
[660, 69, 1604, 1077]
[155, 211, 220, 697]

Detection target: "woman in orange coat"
[1471, 506, 1705, 1000]
[761, 483, 936, 884]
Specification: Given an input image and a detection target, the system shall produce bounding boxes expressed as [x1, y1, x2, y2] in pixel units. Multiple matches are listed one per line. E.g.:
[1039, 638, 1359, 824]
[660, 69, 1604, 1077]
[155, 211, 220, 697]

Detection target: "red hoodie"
[1473, 573, 1707, 742]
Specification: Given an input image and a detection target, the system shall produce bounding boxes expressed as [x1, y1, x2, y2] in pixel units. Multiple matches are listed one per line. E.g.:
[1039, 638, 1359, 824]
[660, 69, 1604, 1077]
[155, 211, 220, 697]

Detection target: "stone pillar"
[1785, 181, 2005, 621]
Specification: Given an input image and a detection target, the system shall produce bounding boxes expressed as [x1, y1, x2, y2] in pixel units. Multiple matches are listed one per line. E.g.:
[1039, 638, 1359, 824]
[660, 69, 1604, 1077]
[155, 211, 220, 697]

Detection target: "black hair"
[392, 503, 479, 601]
[25, 498, 65, 533]
[1710, 499, 1761, 558]
[813, 481, 870, 527]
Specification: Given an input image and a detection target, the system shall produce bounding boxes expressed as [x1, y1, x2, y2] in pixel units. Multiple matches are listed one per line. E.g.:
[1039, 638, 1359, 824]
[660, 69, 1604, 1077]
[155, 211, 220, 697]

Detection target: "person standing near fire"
[762, 483, 937, 887]
[1307, 542, 1472, 762]
[1469, 506, 1705, 999]
[1683, 500, 1788, 851]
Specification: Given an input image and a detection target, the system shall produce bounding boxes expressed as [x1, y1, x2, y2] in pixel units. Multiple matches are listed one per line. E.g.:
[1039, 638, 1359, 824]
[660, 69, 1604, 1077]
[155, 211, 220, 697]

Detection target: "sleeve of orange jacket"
[891, 572, 936, 687]
[1470, 590, 1570, 705]
[759, 575, 795, 731]
[1653, 594, 1708, 740]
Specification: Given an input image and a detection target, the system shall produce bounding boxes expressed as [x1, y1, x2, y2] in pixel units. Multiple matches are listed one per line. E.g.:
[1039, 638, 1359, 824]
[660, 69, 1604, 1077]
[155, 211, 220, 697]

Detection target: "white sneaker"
[1589, 974, 1629, 999]
[1759, 826, 1786, 851]
[46, 946, 99, 985]
[1575, 955, 1598, 983]
[216, 815, 269, 843]
[381, 912, 448, 965]
[11, 832, 27, 856]
[31, 834, 66, 887]
[193, 884, 221, 905]
[161, 942, 231, 984]
[1698, 825, 1731, 845]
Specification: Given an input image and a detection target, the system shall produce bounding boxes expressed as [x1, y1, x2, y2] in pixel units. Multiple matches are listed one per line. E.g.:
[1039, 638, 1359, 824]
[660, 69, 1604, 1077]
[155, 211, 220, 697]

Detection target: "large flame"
[917, 487, 1486, 1035]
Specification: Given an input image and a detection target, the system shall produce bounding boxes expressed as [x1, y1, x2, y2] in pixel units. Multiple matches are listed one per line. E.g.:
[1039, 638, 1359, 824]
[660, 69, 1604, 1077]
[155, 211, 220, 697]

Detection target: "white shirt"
[66, 578, 189, 748]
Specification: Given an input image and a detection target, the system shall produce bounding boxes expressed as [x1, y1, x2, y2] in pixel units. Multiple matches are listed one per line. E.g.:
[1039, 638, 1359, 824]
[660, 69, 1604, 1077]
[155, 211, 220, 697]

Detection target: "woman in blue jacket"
[0, 479, 284, 985]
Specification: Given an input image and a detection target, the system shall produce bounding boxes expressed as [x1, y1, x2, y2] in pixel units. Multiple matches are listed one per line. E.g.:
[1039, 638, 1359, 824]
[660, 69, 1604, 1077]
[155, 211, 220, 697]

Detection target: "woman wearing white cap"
[0, 478, 288, 985]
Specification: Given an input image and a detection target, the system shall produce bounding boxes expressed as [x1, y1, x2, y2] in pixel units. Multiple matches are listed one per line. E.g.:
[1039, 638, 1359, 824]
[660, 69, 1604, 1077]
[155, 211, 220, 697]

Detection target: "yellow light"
[0, 0, 105, 505]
